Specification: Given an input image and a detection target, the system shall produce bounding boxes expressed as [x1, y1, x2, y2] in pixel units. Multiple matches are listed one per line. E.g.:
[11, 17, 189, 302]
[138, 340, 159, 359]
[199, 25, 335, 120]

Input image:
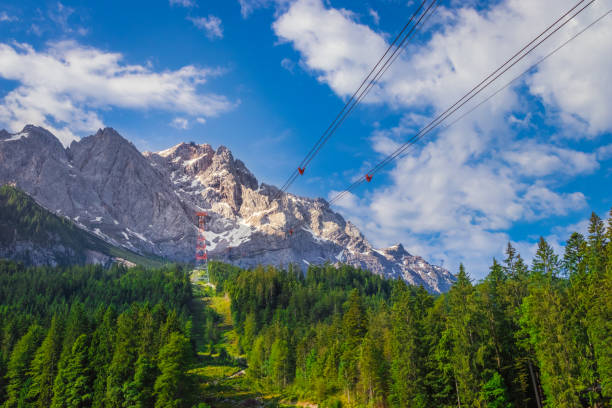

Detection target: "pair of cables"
[273, 0, 440, 202]
[330, 0, 604, 206]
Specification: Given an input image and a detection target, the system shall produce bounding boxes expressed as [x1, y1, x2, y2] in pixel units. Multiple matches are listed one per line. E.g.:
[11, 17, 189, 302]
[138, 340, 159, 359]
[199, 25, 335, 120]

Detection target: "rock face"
[0, 125, 456, 293]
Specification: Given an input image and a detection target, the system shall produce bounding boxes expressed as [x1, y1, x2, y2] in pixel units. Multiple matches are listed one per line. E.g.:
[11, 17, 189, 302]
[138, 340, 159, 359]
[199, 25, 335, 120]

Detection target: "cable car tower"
[195, 212, 209, 283]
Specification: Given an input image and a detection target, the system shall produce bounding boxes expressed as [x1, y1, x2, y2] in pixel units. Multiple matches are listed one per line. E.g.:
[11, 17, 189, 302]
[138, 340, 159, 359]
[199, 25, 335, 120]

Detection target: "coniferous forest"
[0, 209, 610, 407]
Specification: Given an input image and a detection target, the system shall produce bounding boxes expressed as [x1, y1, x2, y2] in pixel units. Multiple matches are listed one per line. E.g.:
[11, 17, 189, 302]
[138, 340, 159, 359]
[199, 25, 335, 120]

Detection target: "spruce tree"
[4, 324, 43, 408]
[268, 338, 291, 389]
[447, 264, 481, 406]
[479, 371, 512, 408]
[532, 237, 560, 279]
[51, 334, 92, 408]
[27, 315, 63, 408]
[389, 281, 424, 407]
[154, 332, 193, 408]
[123, 355, 156, 408]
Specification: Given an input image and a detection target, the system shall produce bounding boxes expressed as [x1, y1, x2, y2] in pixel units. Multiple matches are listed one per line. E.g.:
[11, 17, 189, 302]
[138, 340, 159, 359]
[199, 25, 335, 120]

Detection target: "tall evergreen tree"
[532, 237, 560, 279]
[564, 232, 586, 277]
[389, 282, 425, 407]
[89, 307, 115, 408]
[123, 355, 157, 408]
[154, 332, 193, 408]
[268, 337, 291, 389]
[446, 264, 482, 406]
[4, 324, 43, 408]
[339, 290, 366, 405]
[27, 315, 63, 408]
[51, 334, 92, 408]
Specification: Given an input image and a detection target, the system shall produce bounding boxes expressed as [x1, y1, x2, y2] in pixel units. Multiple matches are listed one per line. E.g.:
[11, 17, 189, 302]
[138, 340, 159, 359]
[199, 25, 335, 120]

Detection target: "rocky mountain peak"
[157, 142, 215, 160]
[0, 125, 456, 293]
[383, 243, 410, 258]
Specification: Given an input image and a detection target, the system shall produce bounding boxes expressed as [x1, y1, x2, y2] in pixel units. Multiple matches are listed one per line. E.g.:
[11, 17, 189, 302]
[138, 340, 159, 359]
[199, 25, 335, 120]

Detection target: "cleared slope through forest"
[190, 280, 318, 408]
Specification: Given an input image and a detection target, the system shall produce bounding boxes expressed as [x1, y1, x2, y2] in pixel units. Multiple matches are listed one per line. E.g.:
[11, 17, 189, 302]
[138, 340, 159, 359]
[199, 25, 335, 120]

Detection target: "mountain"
[0, 184, 164, 268]
[0, 125, 455, 292]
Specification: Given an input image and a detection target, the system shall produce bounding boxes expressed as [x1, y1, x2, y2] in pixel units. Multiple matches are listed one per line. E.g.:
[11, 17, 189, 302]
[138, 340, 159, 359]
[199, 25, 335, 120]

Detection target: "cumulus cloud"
[189, 15, 223, 40]
[0, 41, 234, 145]
[273, 0, 611, 277]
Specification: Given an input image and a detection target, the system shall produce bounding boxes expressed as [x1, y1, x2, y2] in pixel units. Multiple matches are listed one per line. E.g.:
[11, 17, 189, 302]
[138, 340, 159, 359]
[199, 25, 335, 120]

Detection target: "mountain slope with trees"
[0, 185, 163, 268]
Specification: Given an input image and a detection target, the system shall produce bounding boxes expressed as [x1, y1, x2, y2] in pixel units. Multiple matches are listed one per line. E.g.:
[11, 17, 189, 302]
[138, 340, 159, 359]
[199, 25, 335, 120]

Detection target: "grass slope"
[190, 280, 317, 408]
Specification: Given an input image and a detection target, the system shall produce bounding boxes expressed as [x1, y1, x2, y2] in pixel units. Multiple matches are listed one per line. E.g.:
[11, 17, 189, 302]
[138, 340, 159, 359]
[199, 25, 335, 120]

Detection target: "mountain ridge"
[0, 125, 456, 292]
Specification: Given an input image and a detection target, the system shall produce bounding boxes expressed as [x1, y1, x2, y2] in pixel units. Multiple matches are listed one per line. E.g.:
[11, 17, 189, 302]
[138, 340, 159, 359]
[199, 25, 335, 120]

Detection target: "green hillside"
[0, 184, 164, 268]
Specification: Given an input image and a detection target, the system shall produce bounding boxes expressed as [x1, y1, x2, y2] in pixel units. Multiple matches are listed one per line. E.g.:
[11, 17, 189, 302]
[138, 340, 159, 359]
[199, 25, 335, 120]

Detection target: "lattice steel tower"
[195, 212, 209, 283]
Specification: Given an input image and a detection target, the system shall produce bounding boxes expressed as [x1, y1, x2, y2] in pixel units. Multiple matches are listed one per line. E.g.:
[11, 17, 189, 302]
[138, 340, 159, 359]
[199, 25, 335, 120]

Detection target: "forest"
[0, 262, 200, 407]
[211, 210, 611, 408]
[0, 209, 610, 407]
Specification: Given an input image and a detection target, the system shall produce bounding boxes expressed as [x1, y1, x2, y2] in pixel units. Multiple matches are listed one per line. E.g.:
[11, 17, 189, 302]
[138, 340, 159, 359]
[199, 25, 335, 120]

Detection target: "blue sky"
[0, 0, 610, 279]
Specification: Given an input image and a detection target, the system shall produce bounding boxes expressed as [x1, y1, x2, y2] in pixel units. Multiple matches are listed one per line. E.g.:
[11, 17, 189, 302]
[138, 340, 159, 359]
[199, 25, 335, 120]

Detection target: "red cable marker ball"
[365, 174, 373, 182]
[298, 167, 305, 175]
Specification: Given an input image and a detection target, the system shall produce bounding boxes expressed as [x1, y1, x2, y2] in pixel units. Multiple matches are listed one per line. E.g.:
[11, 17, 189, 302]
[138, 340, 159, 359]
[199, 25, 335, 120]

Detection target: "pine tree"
[564, 232, 586, 277]
[106, 310, 139, 406]
[89, 307, 116, 408]
[532, 237, 561, 279]
[4, 324, 43, 408]
[51, 334, 92, 408]
[501, 244, 536, 406]
[268, 338, 291, 389]
[339, 290, 366, 405]
[479, 371, 512, 408]
[359, 331, 387, 406]
[446, 264, 481, 406]
[123, 355, 156, 408]
[521, 252, 584, 407]
[389, 281, 425, 407]
[247, 335, 267, 384]
[27, 315, 63, 408]
[154, 332, 193, 408]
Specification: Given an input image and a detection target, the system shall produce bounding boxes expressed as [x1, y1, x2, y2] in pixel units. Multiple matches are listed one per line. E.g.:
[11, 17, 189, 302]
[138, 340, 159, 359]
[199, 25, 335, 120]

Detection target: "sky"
[0, 0, 610, 279]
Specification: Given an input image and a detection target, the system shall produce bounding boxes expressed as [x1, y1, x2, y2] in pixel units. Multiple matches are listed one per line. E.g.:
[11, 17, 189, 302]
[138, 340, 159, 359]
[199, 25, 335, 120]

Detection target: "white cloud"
[0, 41, 234, 146]
[502, 143, 599, 177]
[273, 0, 388, 97]
[171, 117, 190, 129]
[169, 0, 195, 7]
[368, 8, 380, 25]
[196, 117, 207, 124]
[280, 57, 295, 73]
[597, 143, 612, 160]
[274, 0, 612, 129]
[238, 0, 274, 18]
[0, 12, 18, 22]
[273, 0, 611, 277]
[189, 15, 223, 40]
[48, 2, 87, 35]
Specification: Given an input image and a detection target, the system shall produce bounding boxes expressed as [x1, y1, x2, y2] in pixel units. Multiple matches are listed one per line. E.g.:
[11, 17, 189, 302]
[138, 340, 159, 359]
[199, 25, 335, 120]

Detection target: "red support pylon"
[195, 212, 209, 282]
